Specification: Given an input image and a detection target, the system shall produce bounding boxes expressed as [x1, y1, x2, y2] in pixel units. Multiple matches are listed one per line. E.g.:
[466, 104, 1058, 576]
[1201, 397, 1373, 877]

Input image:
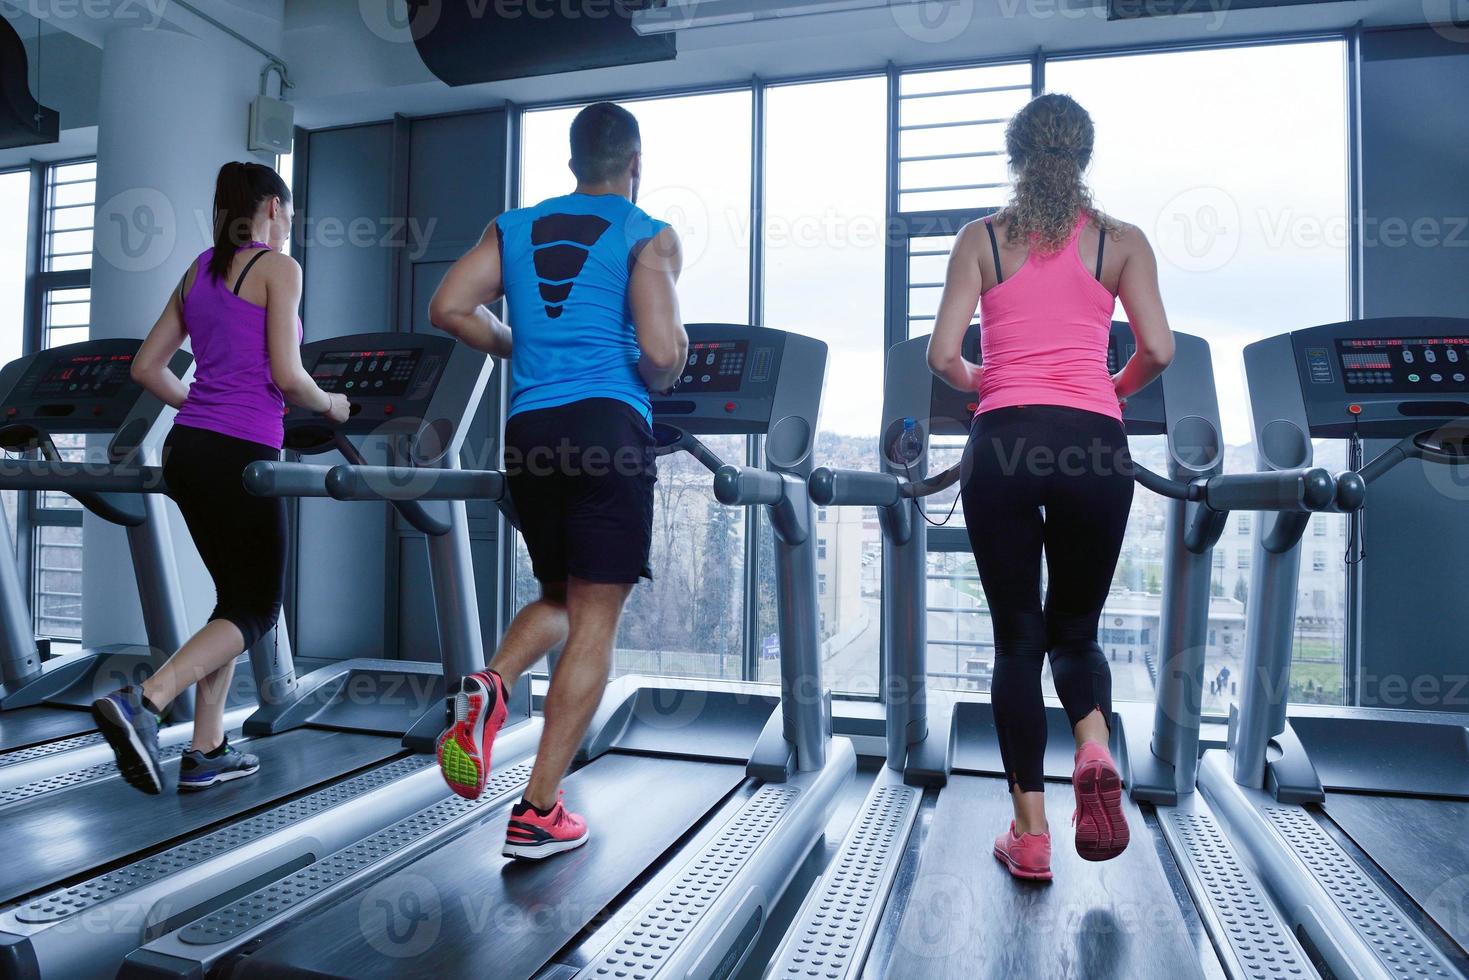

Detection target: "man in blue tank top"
[428, 103, 688, 859]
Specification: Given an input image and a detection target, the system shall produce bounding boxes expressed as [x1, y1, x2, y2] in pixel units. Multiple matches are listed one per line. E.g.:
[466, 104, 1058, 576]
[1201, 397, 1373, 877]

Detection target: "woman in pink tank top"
[91, 162, 351, 796]
[927, 95, 1176, 878]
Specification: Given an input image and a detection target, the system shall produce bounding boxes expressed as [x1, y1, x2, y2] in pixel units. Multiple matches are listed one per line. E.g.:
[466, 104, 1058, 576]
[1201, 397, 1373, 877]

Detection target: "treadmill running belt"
[887, 776, 1207, 980]
[224, 754, 745, 980]
[1326, 791, 1469, 953]
[0, 706, 95, 753]
[0, 728, 402, 903]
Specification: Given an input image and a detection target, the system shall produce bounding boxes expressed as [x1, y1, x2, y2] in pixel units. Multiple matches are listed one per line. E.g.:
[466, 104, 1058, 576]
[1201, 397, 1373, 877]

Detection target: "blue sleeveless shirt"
[498, 193, 668, 423]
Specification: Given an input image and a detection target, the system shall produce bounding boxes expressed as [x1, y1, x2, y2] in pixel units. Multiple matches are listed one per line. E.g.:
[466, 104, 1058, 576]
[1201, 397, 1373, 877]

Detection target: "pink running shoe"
[1072, 740, 1129, 861]
[436, 670, 508, 800]
[503, 790, 589, 860]
[993, 822, 1053, 881]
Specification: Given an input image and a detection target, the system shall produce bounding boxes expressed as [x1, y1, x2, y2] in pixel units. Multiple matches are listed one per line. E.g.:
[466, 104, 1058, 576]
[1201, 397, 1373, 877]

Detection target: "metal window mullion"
[899, 82, 1032, 101]
[743, 76, 765, 683]
[899, 150, 1004, 164]
[898, 118, 1008, 132]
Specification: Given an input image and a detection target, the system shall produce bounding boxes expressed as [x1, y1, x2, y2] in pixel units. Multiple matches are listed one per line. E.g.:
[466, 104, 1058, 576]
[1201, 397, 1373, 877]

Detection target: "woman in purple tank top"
[928, 95, 1176, 879]
[91, 162, 351, 795]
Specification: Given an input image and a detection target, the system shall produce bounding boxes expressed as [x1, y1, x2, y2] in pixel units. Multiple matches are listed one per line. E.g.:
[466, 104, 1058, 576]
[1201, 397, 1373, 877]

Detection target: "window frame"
[21, 158, 96, 639]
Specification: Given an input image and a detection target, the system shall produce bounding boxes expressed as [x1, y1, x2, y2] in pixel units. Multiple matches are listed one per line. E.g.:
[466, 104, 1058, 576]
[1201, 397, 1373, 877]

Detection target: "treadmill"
[0, 340, 201, 750]
[770, 323, 1339, 978]
[0, 340, 262, 788]
[1198, 316, 1469, 980]
[128, 323, 857, 980]
[0, 331, 539, 980]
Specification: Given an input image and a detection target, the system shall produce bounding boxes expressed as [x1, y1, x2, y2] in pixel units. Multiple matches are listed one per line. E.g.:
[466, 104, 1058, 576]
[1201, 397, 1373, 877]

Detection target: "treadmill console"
[653, 324, 827, 476]
[294, 336, 452, 433]
[284, 332, 489, 465]
[654, 325, 825, 435]
[2, 340, 160, 433]
[0, 339, 192, 459]
[1248, 317, 1469, 443]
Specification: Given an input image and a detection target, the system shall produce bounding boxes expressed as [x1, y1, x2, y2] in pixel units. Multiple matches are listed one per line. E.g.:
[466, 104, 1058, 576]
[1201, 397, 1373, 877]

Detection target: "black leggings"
[163, 425, 287, 650]
[960, 406, 1134, 793]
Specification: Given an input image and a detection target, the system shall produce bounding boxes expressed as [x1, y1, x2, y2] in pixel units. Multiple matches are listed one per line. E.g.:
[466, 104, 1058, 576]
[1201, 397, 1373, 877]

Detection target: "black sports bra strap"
[232, 248, 270, 296]
[985, 219, 1004, 284]
[1094, 225, 1106, 281]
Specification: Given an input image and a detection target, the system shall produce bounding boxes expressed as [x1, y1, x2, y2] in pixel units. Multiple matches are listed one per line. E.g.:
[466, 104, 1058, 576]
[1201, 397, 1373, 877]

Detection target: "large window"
[1046, 41, 1350, 709]
[515, 92, 756, 682]
[31, 161, 97, 639]
[0, 169, 29, 555]
[758, 77, 887, 691]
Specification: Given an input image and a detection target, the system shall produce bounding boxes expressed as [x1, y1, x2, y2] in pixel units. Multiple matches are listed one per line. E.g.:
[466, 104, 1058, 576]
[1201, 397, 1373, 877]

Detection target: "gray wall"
[295, 110, 509, 662]
[1356, 27, 1469, 710]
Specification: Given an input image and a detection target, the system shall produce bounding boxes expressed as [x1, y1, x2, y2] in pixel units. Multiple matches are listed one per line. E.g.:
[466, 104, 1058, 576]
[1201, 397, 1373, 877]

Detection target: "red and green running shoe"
[436, 670, 508, 800]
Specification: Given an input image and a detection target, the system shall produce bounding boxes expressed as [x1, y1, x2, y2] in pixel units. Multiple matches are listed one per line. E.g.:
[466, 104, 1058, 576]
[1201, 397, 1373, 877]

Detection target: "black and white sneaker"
[178, 739, 260, 791]
[91, 687, 164, 795]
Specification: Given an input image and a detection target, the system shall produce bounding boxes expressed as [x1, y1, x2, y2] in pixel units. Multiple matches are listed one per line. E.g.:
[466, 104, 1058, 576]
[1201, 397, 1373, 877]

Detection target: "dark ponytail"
[208, 161, 290, 282]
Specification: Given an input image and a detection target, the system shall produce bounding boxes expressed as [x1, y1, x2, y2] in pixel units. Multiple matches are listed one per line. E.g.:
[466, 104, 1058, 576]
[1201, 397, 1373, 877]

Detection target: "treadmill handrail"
[242, 460, 334, 498]
[325, 465, 506, 503]
[0, 458, 167, 494]
[324, 464, 491, 536]
[813, 460, 1340, 514]
[713, 464, 785, 506]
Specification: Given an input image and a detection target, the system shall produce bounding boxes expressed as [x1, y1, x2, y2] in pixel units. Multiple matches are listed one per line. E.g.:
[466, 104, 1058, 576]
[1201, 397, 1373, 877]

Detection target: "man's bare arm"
[629, 226, 688, 393]
[429, 219, 513, 358]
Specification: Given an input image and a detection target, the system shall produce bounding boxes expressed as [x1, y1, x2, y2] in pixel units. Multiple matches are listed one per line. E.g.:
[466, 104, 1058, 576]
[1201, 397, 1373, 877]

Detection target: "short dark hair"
[569, 102, 641, 184]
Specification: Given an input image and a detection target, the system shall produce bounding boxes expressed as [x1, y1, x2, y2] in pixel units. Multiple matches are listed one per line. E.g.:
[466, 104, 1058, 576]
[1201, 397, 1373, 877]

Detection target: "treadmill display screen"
[1335, 337, 1469, 393]
[677, 340, 748, 394]
[28, 353, 135, 399]
[311, 349, 422, 397]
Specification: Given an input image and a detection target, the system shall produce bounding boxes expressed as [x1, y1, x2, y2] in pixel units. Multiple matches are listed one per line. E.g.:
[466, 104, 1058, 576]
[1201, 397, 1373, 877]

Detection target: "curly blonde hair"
[994, 93, 1117, 254]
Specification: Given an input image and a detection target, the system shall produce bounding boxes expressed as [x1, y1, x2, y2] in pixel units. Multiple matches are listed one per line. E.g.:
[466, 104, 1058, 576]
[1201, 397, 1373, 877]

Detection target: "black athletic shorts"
[504, 397, 657, 585]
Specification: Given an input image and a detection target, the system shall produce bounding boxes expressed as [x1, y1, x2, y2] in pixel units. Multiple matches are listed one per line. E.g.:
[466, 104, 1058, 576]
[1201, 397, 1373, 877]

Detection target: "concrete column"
[82, 20, 280, 649]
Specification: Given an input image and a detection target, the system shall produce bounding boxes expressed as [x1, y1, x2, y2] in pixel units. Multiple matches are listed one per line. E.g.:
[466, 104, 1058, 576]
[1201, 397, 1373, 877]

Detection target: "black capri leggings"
[960, 406, 1134, 793]
[163, 424, 287, 650]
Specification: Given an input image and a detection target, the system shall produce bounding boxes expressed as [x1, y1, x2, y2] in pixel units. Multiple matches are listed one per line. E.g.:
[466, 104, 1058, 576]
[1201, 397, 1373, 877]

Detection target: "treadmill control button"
[724, 401, 737, 413]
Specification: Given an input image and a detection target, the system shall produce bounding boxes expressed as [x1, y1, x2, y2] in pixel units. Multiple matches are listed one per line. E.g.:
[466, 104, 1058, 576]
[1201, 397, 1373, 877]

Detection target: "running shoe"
[436, 669, 508, 800]
[1072, 740, 1130, 861]
[92, 687, 164, 795]
[993, 821, 1053, 881]
[178, 739, 260, 791]
[503, 789, 589, 860]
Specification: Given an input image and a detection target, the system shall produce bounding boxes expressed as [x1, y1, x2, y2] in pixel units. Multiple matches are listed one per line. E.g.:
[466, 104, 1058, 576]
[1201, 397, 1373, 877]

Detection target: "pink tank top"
[174, 245, 297, 449]
[976, 213, 1120, 421]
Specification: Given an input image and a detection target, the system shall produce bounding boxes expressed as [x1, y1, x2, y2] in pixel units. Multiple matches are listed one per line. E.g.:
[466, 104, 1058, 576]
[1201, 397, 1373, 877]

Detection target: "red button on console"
[383, 405, 395, 416]
[724, 401, 737, 413]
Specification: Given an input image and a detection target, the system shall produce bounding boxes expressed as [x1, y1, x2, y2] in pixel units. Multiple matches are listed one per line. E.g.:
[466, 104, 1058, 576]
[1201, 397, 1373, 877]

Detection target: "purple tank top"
[173, 245, 299, 449]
